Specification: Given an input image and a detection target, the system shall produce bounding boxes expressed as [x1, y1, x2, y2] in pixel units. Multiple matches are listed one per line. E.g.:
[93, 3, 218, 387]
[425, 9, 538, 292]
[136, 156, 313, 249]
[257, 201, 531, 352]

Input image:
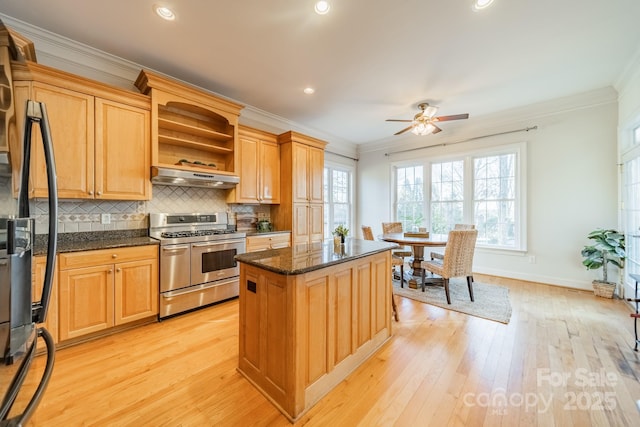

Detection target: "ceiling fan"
[386, 103, 469, 136]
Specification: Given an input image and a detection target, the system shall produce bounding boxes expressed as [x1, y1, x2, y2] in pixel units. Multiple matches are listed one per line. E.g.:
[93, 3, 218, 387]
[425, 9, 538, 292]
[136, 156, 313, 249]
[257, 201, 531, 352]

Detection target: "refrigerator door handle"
[21, 101, 58, 325]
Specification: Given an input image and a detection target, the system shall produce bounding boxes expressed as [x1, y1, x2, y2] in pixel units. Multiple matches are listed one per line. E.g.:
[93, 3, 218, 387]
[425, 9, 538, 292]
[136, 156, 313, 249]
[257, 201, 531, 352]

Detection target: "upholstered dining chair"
[362, 225, 400, 321]
[421, 229, 478, 304]
[430, 224, 475, 261]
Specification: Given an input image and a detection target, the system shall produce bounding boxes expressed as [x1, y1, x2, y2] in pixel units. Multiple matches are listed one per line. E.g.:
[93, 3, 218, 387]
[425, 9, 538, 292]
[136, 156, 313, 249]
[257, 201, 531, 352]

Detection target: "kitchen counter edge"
[235, 239, 397, 276]
[33, 230, 158, 256]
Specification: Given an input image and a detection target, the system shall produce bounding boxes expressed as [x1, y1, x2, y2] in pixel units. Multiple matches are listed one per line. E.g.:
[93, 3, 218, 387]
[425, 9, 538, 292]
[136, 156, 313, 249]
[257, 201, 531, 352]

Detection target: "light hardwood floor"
[13, 275, 640, 426]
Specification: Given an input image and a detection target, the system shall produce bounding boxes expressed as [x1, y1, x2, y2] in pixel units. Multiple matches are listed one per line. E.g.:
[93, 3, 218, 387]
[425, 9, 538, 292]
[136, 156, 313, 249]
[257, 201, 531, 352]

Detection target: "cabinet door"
[309, 146, 324, 204]
[95, 98, 150, 200]
[293, 203, 310, 245]
[59, 264, 114, 340]
[28, 82, 95, 198]
[292, 144, 309, 203]
[114, 258, 158, 325]
[309, 203, 324, 243]
[246, 235, 272, 252]
[236, 135, 259, 203]
[33, 256, 58, 344]
[259, 140, 280, 204]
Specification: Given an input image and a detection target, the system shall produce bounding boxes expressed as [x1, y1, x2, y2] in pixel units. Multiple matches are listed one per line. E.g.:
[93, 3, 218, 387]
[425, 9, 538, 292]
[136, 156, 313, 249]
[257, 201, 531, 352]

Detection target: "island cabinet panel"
[237, 249, 392, 422]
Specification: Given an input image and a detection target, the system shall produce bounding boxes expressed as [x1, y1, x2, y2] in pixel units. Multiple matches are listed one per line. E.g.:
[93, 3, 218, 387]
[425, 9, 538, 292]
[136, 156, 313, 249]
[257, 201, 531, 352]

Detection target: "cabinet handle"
[88, 190, 93, 195]
[112, 254, 117, 259]
[116, 268, 121, 273]
[108, 269, 113, 274]
[97, 191, 102, 196]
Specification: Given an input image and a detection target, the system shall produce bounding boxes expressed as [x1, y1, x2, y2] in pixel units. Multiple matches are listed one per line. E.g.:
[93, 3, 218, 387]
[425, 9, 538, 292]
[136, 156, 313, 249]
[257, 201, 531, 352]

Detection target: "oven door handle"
[191, 239, 246, 248]
[161, 245, 190, 251]
[161, 278, 238, 298]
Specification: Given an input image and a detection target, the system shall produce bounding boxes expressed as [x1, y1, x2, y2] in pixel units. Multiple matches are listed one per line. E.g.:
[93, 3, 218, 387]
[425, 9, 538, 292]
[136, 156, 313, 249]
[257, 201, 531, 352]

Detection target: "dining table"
[380, 232, 448, 284]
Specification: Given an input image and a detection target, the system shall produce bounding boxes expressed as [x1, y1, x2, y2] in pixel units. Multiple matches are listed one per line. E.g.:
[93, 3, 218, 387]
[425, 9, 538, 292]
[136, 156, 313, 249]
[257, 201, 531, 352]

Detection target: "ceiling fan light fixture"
[411, 122, 435, 136]
[473, 0, 494, 11]
[314, 1, 331, 15]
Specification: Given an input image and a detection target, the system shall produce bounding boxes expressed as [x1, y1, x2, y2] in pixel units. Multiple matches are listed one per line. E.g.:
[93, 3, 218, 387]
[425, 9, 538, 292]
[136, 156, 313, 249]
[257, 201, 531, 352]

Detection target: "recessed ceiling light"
[154, 5, 176, 21]
[314, 1, 331, 15]
[473, 0, 494, 11]
[303, 87, 315, 95]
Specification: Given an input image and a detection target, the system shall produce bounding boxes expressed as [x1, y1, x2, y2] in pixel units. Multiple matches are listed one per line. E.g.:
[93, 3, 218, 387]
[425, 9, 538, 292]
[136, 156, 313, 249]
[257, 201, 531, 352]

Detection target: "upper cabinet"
[10, 61, 151, 200]
[227, 125, 280, 204]
[134, 70, 243, 176]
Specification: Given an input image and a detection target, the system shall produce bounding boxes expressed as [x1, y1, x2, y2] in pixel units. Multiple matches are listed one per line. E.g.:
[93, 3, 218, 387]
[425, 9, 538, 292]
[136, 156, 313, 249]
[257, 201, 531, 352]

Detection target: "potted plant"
[581, 228, 625, 298]
[333, 224, 349, 244]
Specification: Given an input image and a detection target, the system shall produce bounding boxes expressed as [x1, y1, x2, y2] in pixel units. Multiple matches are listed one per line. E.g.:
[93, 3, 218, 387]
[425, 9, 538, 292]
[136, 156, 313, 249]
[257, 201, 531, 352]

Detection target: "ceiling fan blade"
[431, 125, 443, 134]
[385, 119, 413, 122]
[394, 125, 414, 135]
[433, 113, 469, 122]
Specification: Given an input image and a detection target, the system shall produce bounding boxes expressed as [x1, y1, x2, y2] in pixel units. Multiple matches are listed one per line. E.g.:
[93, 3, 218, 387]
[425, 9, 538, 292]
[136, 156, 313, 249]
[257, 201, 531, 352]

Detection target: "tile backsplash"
[33, 184, 271, 234]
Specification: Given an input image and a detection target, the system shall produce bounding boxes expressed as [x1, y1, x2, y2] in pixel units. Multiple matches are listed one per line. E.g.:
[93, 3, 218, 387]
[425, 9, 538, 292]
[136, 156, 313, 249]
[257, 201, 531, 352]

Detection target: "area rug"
[392, 277, 512, 324]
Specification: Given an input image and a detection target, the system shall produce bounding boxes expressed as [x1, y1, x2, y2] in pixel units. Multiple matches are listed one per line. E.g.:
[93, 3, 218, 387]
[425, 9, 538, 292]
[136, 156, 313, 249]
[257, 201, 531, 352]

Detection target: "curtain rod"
[384, 126, 538, 157]
[326, 150, 359, 162]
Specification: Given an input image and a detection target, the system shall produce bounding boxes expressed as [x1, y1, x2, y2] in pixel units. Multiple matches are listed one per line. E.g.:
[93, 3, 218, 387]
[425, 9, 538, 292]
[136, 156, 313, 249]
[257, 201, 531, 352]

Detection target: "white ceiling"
[1, 0, 640, 147]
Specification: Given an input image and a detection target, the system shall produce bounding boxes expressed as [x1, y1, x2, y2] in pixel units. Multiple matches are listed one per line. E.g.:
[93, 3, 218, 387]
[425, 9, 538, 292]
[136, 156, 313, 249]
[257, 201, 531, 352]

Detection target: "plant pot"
[592, 280, 616, 298]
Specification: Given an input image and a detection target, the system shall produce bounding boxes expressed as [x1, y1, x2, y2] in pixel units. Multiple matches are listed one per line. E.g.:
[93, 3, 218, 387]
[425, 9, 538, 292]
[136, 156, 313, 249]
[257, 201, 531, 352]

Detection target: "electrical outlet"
[528, 255, 536, 264]
[101, 213, 111, 225]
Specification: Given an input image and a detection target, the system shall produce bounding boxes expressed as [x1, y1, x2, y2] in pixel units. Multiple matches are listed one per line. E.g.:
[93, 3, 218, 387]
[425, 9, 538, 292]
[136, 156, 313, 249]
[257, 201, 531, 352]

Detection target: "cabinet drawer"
[59, 245, 157, 270]
[247, 233, 291, 252]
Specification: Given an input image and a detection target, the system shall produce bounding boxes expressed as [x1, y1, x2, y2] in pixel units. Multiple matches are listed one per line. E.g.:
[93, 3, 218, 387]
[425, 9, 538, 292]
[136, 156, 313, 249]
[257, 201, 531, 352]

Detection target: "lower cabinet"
[58, 245, 158, 341]
[246, 232, 291, 252]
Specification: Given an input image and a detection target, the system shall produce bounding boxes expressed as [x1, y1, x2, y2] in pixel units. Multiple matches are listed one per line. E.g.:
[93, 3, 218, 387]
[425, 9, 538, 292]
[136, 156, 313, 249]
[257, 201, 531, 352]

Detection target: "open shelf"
[158, 117, 233, 142]
[158, 134, 234, 153]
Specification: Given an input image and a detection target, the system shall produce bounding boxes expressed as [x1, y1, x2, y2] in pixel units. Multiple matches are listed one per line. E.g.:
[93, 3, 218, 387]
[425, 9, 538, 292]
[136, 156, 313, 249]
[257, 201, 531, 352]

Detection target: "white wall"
[358, 94, 619, 290]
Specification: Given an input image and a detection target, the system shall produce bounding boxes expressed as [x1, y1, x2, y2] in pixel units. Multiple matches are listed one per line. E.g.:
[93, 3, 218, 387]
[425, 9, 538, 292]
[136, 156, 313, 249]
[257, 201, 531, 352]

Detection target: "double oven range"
[149, 213, 246, 319]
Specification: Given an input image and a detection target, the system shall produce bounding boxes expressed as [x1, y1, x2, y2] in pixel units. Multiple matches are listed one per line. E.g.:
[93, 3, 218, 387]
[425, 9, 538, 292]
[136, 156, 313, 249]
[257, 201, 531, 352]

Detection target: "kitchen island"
[235, 239, 397, 422]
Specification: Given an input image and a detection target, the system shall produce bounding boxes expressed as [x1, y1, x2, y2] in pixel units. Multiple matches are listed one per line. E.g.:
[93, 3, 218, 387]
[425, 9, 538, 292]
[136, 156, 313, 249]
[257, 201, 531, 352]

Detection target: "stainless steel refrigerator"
[0, 19, 58, 426]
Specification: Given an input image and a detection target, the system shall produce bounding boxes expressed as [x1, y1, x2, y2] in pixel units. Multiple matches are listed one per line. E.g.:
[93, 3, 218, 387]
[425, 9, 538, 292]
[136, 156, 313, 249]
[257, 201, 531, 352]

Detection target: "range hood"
[151, 166, 240, 189]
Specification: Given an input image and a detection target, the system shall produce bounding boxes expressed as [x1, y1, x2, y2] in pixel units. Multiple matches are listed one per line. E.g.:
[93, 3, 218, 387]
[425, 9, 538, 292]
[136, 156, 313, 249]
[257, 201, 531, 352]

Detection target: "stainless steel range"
[149, 212, 246, 319]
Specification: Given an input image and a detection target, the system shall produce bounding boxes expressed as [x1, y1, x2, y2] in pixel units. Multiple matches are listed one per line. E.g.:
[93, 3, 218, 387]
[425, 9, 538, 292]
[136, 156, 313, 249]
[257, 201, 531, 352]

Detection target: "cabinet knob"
[116, 268, 121, 273]
[108, 269, 113, 274]
[112, 254, 117, 259]
[97, 191, 102, 196]
[88, 190, 93, 195]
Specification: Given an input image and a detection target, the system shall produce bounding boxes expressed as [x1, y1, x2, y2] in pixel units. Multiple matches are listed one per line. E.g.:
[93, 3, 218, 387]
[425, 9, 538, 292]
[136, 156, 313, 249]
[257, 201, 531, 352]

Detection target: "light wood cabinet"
[135, 70, 243, 177]
[227, 126, 280, 204]
[10, 61, 151, 200]
[272, 131, 327, 248]
[246, 232, 291, 252]
[32, 255, 58, 345]
[58, 245, 158, 341]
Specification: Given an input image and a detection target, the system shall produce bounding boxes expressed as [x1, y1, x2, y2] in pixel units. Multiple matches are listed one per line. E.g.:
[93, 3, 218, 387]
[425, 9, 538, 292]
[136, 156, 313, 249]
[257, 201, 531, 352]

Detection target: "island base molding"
[237, 250, 393, 422]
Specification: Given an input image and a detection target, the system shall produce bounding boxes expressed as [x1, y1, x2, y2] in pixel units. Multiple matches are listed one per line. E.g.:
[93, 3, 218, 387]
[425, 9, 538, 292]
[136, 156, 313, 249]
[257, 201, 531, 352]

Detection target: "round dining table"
[380, 232, 448, 280]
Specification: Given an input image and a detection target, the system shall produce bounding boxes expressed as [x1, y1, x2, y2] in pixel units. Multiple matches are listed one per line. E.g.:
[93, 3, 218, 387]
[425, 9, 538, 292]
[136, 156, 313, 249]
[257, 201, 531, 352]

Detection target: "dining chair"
[381, 222, 413, 261]
[420, 229, 478, 304]
[362, 225, 400, 321]
[430, 224, 475, 261]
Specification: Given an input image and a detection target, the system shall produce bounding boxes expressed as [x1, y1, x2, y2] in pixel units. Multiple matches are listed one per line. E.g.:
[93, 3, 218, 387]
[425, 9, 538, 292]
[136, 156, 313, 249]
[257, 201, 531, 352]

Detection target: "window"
[394, 143, 525, 250]
[473, 153, 516, 247]
[431, 160, 464, 234]
[324, 165, 353, 238]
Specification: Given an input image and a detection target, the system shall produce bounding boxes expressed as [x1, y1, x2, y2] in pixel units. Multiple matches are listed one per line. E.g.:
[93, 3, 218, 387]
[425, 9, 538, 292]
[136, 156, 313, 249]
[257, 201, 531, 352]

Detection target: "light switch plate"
[101, 213, 111, 224]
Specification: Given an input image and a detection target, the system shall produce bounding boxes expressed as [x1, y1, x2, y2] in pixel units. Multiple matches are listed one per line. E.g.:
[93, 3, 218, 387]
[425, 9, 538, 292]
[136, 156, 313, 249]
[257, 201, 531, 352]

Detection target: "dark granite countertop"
[235, 238, 397, 275]
[34, 230, 158, 256]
